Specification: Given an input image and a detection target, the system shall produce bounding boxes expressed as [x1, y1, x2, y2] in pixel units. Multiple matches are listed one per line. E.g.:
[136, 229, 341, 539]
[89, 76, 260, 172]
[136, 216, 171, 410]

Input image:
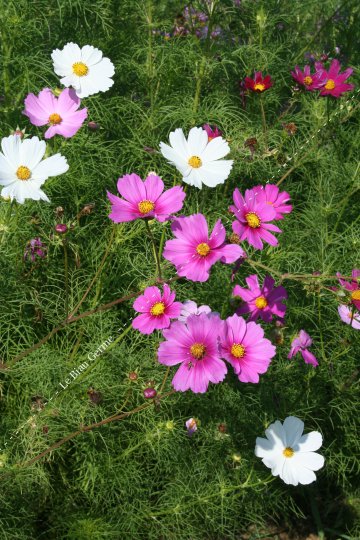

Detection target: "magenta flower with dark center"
[317, 59, 354, 97]
[202, 124, 222, 141]
[252, 184, 292, 220]
[288, 330, 318, 367]
[291, 65, 327, 91]
[233, 274, 287, 322]
[132, 284, 182, 335]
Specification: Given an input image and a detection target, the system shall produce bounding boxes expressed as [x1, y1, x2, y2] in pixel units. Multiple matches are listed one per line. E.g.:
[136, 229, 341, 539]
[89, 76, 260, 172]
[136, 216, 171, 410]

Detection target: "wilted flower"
[186, 418, 198, 436]
[288, 330, 318, 366]
[24, 237, 47, 262]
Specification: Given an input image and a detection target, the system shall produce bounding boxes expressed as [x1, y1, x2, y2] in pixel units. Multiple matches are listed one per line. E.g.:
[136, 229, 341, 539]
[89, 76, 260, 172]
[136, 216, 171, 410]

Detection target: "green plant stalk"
[63, 239, 69, 319]
[260, 95, 268, 148]
[145, 219, 162, 279]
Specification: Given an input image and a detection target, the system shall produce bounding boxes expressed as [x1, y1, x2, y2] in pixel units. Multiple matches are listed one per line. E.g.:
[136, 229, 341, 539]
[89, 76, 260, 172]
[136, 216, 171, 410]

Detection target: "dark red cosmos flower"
[244, 71, 273, 93]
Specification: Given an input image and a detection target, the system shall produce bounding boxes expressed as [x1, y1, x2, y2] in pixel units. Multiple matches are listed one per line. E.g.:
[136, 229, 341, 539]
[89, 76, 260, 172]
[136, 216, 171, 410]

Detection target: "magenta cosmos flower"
[233, 274, 287, 322]
[163, 213, 245, 282]
[317, 59, 354, 97]
[132, 284, 182, 334]
[336, 269, 360, 310]
[158, 313, 227, 393]
[230, 188, 282, 250]
[288, 330, 318, 367]
[338, 305, 360, 330]
[252, 184, 292, 220]
[202, 124, 222, 141]
[23, 88, 87, 139]
[291, 65, 326, 91]
[220, 314, 276, 383]
[107, 173, 185, 223]
[244, 71, 273, 93]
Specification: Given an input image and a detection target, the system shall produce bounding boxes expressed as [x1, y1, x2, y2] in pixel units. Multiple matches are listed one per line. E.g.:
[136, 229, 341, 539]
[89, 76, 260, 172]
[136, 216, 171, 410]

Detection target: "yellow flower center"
[16, 166, 31, 181]
[254, 83, 265, 92]
[351, 289, 360, 301]
[72, 62, 89, 77]
[150, 302, 165, 316]
[325, 79, 336, 90]
[303, 76, 313, 85]
[190, 343, 206, 360]
[255, 296, 268, 309]
[245, 212, 261, 228]
[48, 113, 62, 125]
[138, 200, 155, 214]
[283, 447, 295, 458]
[196, 242, 210, 257]
[188, 155, 202, 168]
[231, 343, 245, 358]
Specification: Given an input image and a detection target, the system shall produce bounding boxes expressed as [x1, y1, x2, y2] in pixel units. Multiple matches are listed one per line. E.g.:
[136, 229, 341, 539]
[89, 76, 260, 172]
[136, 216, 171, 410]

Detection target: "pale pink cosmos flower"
[230, 188, 282, 250]
[233, 274, 287, 322]
[157, 313, 227, 393]
[336, 269, 360, 310]
[252, 184, 292, 220]
[316, 59, 354, 98]
[338, 305, 360, 330]
[220, 314, 276, 383]
[288, 330, 318, 367]
[132, 284, 182, 335]
[185, 418, 198, 436]
[178, 300, 212, 323]
[23, 88, 87, 139]
[163, 213, 245, 282]
[107, 173, 185, 223]
[291, 65, 326, 91]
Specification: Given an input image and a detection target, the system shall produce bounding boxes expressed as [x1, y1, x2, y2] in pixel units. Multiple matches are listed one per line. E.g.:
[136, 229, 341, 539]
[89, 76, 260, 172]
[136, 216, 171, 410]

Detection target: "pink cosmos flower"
[230, 188, 282, 250]
[336, 269, 360, 310]
[178, 300, 212, 323]
[107, 173, 185, 223]
[220, 314, 276, 383]
[233, 274, 287, 322]
[288, 330, 318, 367]
[132, 284, 182, 334]
[317, 59, 354, 98]
[163, 213, 245, 282]
[291, 65, 326, 91]
[252, 184, 293, 220]
[244, 72, 273, 93]
[23, 88, 87, 139]
[157, 313, 227, 393]
[338, 305, 360, 330]
[202, 124, 222, 141]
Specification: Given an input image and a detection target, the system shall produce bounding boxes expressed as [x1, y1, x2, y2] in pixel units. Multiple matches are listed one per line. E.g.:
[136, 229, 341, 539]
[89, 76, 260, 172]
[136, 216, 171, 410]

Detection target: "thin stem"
[159, 367, 170, 394]
[63, 239, 69, 319]
[260, 95, 268, 148]
[145, 220, 162, 279]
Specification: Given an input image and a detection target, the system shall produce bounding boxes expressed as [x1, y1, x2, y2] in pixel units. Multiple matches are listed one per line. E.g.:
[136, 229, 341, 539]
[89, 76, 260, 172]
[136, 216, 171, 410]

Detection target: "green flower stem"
[63, 239, 69, 319]
[145, 219, 162, 279]
[260, 95, 268, 148]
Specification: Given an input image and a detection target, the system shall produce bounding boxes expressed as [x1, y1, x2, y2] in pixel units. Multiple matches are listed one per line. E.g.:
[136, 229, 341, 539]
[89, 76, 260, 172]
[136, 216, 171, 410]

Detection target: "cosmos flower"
[336, 269, 360, 310]
[185, 418, 198, 436]
[132, 284, 182, 335]
[0, 135, 68, 203]
[244, 71, 273, 93]
[317, 59, 354, 98]
[178, 300, 212, 323]
[51, 42, 115, 98]
[230, 188, 282, 250]
[288, 330, 318, 367]
[220, 314, 276, 383]
[24, 237, 47, 262]
[159, 126, 233, 189]
[338, 305, 360, 330]
[157, 313, 226, 393]
[255, 416, 325, 486]
[252, 184, 292, 220]
[107, 173, 185, 223]
[202, 124, 222, 141]
[233, 274, 287, 322]
[291, 65, 326, 90]
[163, 213, 245, 282]
[23, 88, 87, 139]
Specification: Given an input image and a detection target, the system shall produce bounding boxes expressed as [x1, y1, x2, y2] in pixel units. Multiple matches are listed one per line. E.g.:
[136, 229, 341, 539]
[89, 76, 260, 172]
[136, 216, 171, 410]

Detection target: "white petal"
[1, 135, 21, 169]
[187, 127, 208, 156]
[294, 467, 317, 485]
[89, 57, 114, 78]
[280, 459, 300, 486]
[32, 154, 69, 181]
[201, 136, 230, 162]
[0, 155, 16, 185]
[295, 431, 323, 453]
[293, 451, 325, 472]
[198, 160, 233, 187]
[73, 60, 114, 98]
[283, 416, 304, 447]
[159, 142, 189, 173]
[61, 42, 81, 63]
[255, 436, 275, 458]
[20, 137, 46, 170]
[169, 128, 189, 160]
[265, 420, 287, 447]
[184, 168, 203, 189]
[60, 74, 80, 90]
[80, 45, 102, 65]
[268, 455, 286, 477]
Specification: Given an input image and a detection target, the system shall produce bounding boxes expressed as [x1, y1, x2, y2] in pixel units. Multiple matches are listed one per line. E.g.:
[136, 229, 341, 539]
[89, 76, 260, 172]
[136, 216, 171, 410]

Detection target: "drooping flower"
[338, 305, 360, 330]
[157, 313, 226, 393]
[252, 184, 293, 220]
[159, 126, 233, 189]
[291, 65, 326, 90]
[317, 59, 354, 98]
[202, 124, 222, 141]
[0, 135, 69, 203]
[336, 269, 360, 310]
[185, 418, 198, 436]
[51, 42, 115, 98]
[244, 71, 273, 93]
[178, 300, 212, 323]
[233, 274, 287, 322]
[24, 237, 47, 262]
[163, 213, 245, 282]
[132, 284, 182, 335]
[220, 314, 276, 383]
[23, 88, 87, 139]
[288, 330, 318, 367]
[230, 188, 282, 250]
[107, 173, 185, 223]
[255, 416, 325, 486]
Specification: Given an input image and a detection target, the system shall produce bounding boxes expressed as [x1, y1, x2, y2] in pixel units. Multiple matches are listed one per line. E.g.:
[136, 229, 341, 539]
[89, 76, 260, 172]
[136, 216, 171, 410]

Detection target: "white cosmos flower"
[0, 135, 69, 204]
[51, 43, 115, 99]
[159, 126, 233, 189]
[255, 416, 324, 486]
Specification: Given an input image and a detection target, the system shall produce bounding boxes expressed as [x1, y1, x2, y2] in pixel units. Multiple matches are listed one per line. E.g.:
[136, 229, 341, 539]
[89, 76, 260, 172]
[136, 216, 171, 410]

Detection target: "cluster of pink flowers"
[291, 59, 354, 98]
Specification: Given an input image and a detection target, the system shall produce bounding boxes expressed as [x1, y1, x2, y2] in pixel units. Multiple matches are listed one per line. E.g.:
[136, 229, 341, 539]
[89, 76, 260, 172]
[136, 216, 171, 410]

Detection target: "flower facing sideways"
[159, 126, 233, 189]
[23, 88, 87, 139]
[255, 416, 325, 486]
[0, 135, 68, 203]
[288, 330, 318, 367]
[51, 42, 115, 98]
[132, 284, 182, 335]
[233, 274, 287, 323]
[186, 418, 198, 436]
[338, 304, 360, 330]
